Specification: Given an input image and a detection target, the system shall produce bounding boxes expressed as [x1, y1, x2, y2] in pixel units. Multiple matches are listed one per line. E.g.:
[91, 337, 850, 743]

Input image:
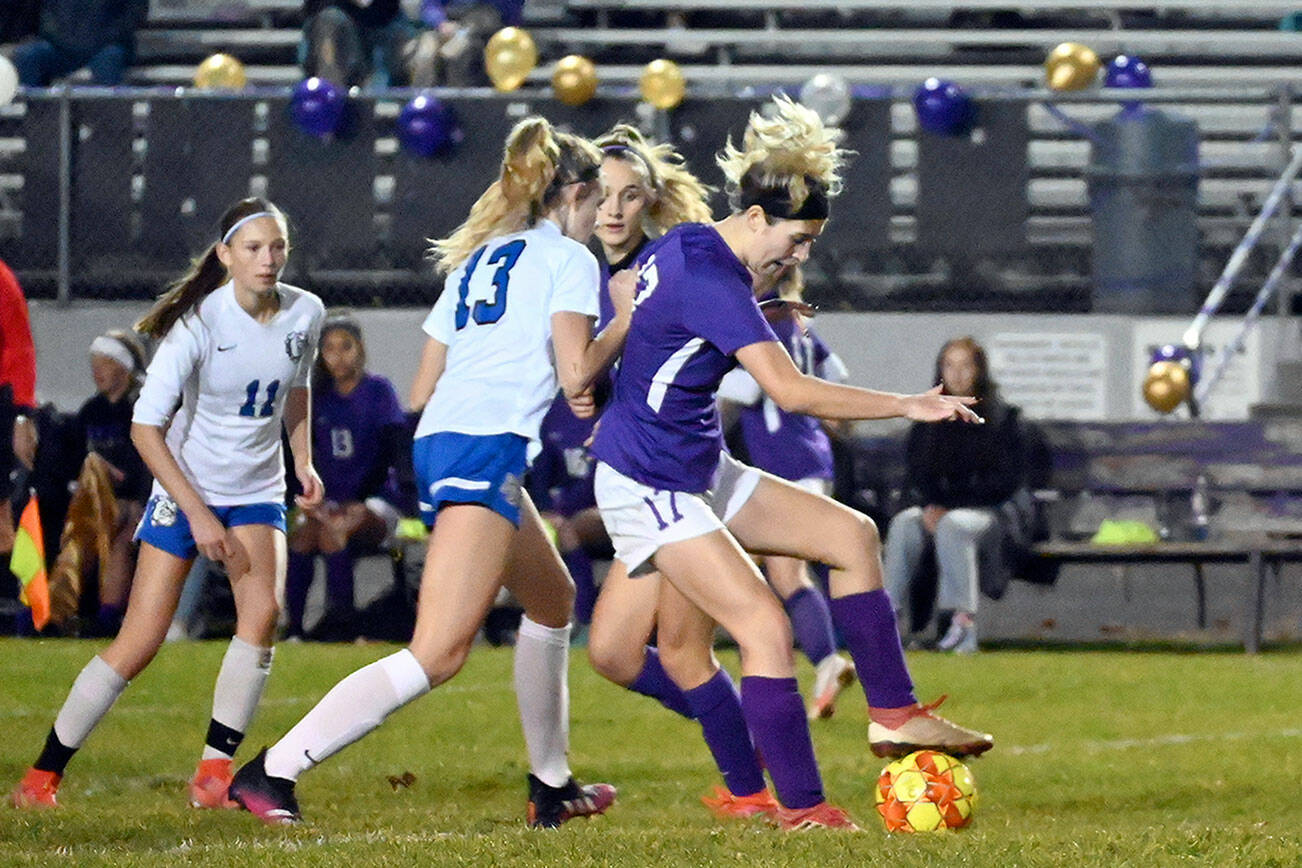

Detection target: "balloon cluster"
[1143, 345, 1199, 414]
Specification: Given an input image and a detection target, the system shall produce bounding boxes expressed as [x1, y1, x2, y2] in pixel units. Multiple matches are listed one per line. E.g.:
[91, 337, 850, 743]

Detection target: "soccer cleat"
[10, 768, 61, 809]
[189, 758, 239, 809]
[775, 801, 860, 831]
[700, 785, 780, 821]
[868, 695, 994, 759]
[807, 654, 857, 721]
[228, 749, 301, 826]
[936, 614, 978, 654]
[526, 773, 617, 829]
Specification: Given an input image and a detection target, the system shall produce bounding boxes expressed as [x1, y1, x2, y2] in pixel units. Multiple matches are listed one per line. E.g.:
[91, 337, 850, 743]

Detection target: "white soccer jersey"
[133, 281, 325, 506]
[414, 219, 600, 443]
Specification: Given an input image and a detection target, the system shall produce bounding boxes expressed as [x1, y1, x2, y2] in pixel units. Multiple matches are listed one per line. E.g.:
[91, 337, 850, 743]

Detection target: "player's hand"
[922, 504, 948, 535]
[192, 509, 230, 564]
[608, 270, 637, 322]
[12, 415, 37, 470]
[902, 385, 983, 423]
[295, 465, 325, 510]
[567, 388, 596, 419]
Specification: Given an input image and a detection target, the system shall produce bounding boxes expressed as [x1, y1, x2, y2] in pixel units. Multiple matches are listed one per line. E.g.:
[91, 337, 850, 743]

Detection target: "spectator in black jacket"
[12, 0, 147, 86]
[301, 0, 420, 88]
[882, 336, 1027, 654]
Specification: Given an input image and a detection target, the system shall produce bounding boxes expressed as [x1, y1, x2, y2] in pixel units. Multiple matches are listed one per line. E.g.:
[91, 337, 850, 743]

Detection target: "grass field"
[3, 638, 1302, 867]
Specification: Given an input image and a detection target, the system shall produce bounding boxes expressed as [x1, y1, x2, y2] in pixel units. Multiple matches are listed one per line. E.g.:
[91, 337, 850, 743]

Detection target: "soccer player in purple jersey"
[589, 96, 993, 831]
[717, 267, 857, 722]
[283, 313, 410, 641]
[229, 118, 627, 829]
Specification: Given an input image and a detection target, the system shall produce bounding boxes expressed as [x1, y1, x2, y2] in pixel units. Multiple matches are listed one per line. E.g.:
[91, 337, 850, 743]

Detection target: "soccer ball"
[874, 750, 977, 833]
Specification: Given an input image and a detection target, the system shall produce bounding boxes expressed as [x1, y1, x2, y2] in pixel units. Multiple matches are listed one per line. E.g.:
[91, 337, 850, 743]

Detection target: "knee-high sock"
[35, 656, 128, 774]
[830, 589, 917, 710]
[682, 669, 766, 798]
[563, 549, 597, 625]
[783, 587, 837, 666]
[739, 675, 823, 809]
[284, 552, 314, 634]
[203, 637, 274, 761]
[263, 649, 429, 781]
[323, 552, 355, 612]
[628, 646, 693, 719]
[514, 615, 572, 788]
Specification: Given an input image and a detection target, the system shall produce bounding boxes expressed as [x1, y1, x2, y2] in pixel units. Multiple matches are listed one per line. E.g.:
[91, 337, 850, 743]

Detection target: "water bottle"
[1189, 473, 1210, 541]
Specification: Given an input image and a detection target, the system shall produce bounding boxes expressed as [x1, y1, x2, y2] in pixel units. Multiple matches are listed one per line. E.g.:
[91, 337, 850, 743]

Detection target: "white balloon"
[0, 56, 17, 106]
[799, 72, 851, 127]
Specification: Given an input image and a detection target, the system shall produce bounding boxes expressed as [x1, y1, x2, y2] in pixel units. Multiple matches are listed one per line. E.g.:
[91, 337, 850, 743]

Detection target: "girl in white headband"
[11, 197, 326, 814]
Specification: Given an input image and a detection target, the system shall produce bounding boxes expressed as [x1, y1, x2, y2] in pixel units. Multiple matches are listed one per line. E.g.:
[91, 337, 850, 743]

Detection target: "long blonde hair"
[430, 117, 603, 274]
[136, 198, 288, 339]
[594, 124, 713, 238]
[716, 96, 848, 217]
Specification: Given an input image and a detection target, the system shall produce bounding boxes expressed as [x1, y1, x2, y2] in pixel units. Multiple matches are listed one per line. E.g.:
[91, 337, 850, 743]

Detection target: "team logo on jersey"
[284, 330, 309, 362]
[151, 496, 179, 527]
[500, 473, 522, 508]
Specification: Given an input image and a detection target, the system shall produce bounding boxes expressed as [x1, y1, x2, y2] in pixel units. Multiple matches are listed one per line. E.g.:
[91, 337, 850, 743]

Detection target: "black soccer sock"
[33, 727, 77, 775]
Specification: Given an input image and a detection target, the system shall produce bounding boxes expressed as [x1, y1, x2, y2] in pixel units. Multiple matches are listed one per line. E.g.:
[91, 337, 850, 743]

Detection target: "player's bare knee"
[657, 643, 717, 690]
[587, 636, 641, 686]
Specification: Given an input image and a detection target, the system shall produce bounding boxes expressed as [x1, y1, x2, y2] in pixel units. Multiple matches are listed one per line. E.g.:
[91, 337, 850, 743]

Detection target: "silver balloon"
[799, 73, 851, 127]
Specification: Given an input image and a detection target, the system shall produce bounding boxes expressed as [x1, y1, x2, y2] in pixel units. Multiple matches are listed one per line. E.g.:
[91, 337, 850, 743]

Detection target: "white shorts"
[594, 453, 762, 576]
[790, 477, 832, 497]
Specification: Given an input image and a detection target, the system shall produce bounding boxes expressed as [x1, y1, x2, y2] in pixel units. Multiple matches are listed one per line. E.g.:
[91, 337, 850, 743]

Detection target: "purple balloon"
[398, 93, 459, 158]
[913, 77, 974, 137]
[1150, 343, 1201, 383]
[290, 77, 345, 138]
[1106, 55, 1153, 89]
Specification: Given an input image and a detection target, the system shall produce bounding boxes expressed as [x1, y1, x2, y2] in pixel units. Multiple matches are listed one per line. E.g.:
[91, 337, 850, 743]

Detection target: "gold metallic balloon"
[484, 27, 538, 92]
[1045, 42, 1101, 92]
[552, 54, 597, 106]
[1143, 361, 1190, 414]
[193, 53, 247, 91]
[639, 58, 686, 110]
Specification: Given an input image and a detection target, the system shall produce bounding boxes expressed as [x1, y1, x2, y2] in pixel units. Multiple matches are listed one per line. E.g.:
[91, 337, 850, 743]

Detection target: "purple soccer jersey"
[736, 315, 840, 482]
[591, 223, 778, 493]
[527, 393, 598, 517]
[314, 373, 407, 502]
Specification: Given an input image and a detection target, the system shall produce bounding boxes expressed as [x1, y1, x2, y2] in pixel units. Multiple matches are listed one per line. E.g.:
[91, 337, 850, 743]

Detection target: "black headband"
[740, 175, 830, 221]
[602, 144, 658, 191]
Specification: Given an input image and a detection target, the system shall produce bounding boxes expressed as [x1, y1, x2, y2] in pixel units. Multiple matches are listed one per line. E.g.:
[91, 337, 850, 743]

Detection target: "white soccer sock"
[264, 649, 429, 782]
[202, 637, 274, 761]
[514, 616, 572, 788]
[52, 655, 128, 749]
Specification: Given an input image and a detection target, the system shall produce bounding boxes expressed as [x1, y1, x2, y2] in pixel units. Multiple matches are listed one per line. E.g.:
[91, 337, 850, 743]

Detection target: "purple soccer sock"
[563, 549, 597, 625]
[739, 676, 823, 809]
[284, 552, 314, 634]
[683, 669, 767, 798]
[628, 647, 694, 719]
[783, 587, 837, 666]
[830, 589, 917, 709]
[323, 552, 355, 613]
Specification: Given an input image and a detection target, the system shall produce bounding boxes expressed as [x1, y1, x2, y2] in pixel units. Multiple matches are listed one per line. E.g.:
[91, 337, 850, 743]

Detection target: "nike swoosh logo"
[217, 344, 236, 352]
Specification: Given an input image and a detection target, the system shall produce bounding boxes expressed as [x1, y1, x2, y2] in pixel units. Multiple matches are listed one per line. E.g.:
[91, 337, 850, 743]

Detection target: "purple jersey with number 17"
[591, 223, 777, 493]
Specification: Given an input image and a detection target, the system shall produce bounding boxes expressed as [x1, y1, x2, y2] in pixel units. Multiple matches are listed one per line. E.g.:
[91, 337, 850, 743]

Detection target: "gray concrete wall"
[28, 300, 1291, 422]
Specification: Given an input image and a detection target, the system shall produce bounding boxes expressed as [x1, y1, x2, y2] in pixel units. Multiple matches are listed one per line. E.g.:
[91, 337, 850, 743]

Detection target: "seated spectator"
[301, 0, 423, 88]
[414, 0, 523, 86]
[284, 313, 409, 641]
[882, 336, 1029, 654]
[12, 0, 147, 87]
[51, 330, 151, 635]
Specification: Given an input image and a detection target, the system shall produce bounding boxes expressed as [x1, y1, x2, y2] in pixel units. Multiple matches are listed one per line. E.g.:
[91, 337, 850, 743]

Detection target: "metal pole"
[1273, 84, 1293, 326]
[56, 87, 72, 306]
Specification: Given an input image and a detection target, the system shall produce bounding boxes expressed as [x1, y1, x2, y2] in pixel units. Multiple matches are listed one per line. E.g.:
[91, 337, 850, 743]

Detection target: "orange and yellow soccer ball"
[874, 750, 977, 833]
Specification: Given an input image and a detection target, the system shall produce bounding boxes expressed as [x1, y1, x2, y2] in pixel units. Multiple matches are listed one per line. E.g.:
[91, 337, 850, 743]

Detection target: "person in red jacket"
[1, 257, 37, 569]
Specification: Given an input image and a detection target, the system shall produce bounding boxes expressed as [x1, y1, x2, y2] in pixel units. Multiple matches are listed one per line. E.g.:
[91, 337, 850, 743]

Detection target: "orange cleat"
[775, 801, 860, 831]
[700, 785, 780, 821]
[10, 768, 61, 809]
[189, 758, 238, 810]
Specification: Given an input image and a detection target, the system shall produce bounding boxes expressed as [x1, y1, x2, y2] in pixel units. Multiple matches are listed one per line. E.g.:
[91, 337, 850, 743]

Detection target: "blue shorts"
[413, 432, 528, 527]
[134, 495, 287, 560]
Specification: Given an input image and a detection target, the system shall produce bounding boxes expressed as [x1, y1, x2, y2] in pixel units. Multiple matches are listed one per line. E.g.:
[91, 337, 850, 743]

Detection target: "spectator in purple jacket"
[284, 313, 409, 641]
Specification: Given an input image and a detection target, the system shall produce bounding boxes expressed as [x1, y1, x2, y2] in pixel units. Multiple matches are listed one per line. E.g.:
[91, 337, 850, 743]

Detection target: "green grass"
[3, 639, 1302, 867]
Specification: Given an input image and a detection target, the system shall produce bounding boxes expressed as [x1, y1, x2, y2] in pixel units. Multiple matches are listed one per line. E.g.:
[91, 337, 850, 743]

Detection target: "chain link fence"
[0, 87, 1297, 311]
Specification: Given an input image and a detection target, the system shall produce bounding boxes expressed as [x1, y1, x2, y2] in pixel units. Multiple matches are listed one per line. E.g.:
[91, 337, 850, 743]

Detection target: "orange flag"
[9, 492, 49, 630]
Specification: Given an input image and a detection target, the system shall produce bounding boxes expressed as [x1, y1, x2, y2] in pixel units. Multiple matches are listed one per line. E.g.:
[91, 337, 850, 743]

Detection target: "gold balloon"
[193, 53, 247, 91]
[484, 27, 538, 92]
[1045, 42, 1101, 92]
[1143, 361, 1191, 414]
[552, 54, 597, 106]
[639, 58, 686, 110]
